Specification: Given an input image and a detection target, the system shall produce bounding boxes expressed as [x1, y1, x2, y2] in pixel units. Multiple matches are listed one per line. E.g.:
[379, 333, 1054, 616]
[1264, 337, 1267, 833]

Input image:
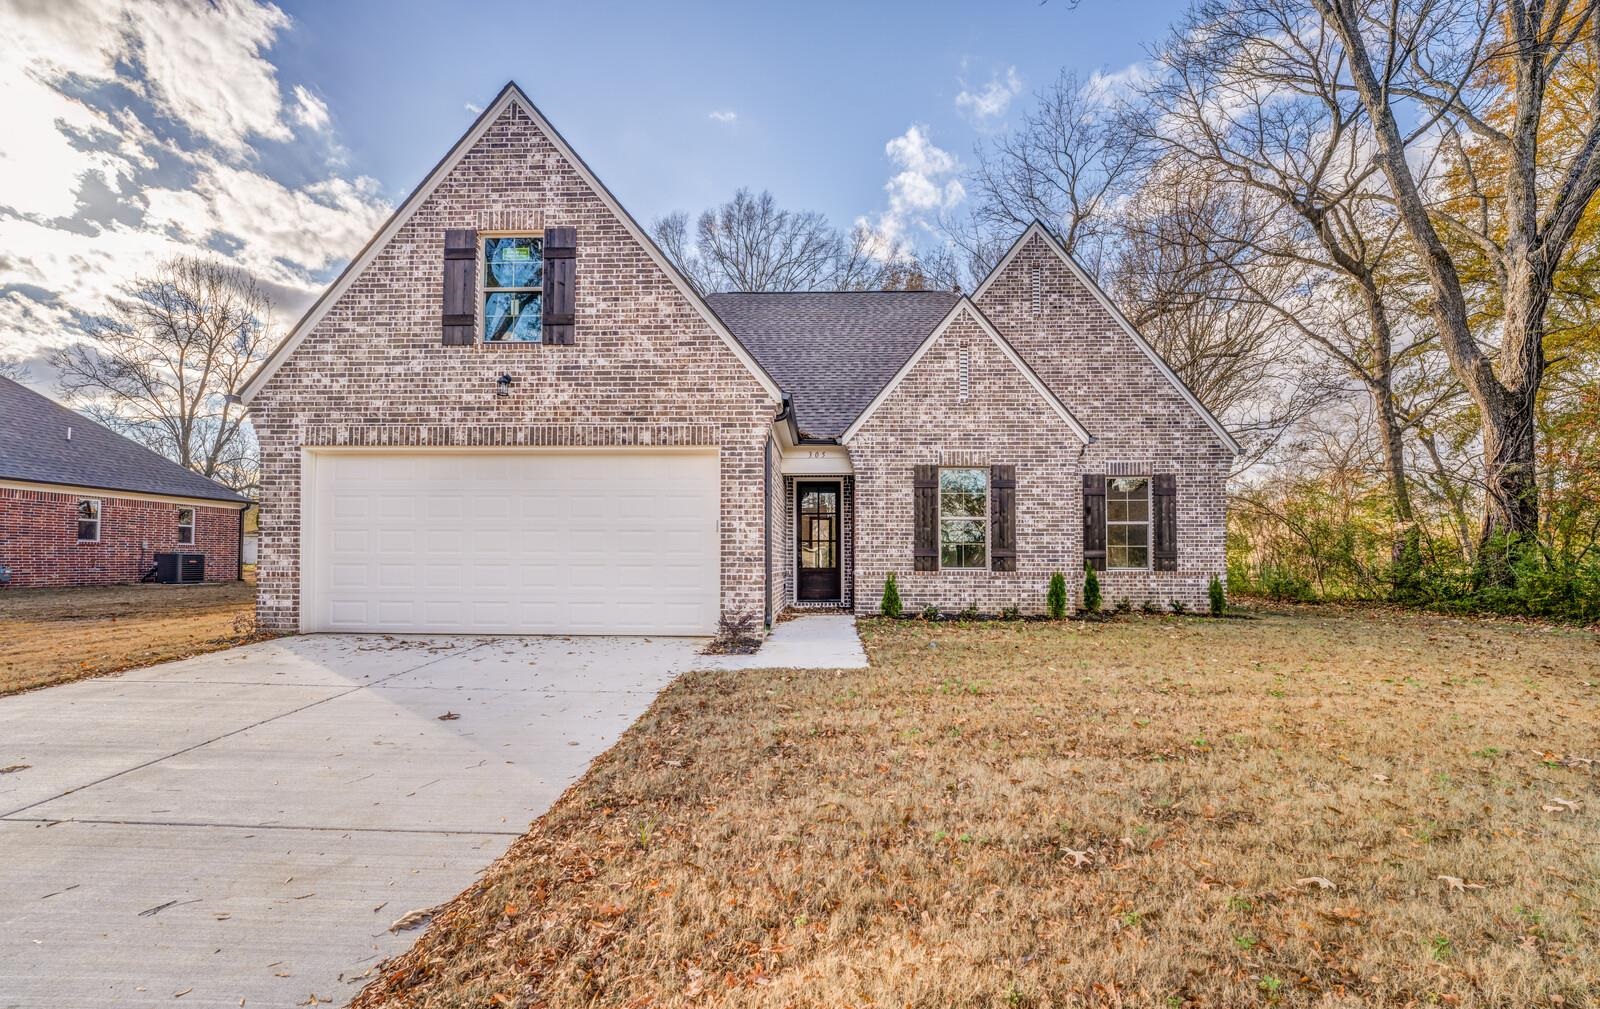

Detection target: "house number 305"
[807, 450, 829, 458]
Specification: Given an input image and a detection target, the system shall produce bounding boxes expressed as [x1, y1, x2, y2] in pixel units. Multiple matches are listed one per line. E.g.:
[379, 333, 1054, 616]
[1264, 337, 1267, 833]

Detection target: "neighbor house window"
[1106, 477, 1150, 569]
[77, 499, 101, 543]
[482, 235, 543, 342]
[177, 507, 195, 545]
[939, 467, 987, 569]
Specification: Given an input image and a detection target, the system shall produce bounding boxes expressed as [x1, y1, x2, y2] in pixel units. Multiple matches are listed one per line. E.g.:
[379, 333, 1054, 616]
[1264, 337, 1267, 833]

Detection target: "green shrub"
[959, 603, 980, 622]
[921, 603, 941, 621]
[1208, 575, 1226, 616]
[1082, 564, 1102, 614]
[1169, 598, 1189, 615]
[1141, 598, 1162, 615]
[1001, 605, 1022, 621]
[1114, 597, 1133, 614]
[880, 572, 902, 618]
[1046, 572, 1068, 619]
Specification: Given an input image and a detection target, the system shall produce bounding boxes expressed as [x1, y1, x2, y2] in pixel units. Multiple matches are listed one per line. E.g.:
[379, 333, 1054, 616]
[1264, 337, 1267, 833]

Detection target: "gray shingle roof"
[705, 291, 961, 438]
[0, 377, 249, 504]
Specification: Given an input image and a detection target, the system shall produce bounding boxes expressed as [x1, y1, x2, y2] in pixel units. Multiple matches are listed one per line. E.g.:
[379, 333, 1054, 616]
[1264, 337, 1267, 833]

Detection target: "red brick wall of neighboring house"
[248, 98, 778, 632]
[0, 486, 240, 588]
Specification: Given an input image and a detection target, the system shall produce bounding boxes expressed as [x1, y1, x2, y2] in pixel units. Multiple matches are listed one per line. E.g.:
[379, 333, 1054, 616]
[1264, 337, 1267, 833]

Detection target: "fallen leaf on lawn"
[1437, 875, 1487, 892]
[388, 905, 439, 932]
[437, 712, 460, 721]
[1295, 876, 1337, 890]
[1542, 797, 1580, 813]
[1063, 848, 1093, 868]
[1372, 773, 1390, 783]
[503, 903, 518, 917]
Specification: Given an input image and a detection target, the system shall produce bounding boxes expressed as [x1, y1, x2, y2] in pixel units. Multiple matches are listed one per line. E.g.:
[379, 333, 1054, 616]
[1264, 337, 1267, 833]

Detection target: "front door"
[796, 481, 841, 602]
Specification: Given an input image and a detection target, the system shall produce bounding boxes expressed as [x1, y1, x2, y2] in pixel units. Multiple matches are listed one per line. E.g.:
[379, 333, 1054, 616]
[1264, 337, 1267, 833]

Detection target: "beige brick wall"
[249, 102, 778, 631]
[972, 233, 1232, 609]
[848, 308, 1085, 615]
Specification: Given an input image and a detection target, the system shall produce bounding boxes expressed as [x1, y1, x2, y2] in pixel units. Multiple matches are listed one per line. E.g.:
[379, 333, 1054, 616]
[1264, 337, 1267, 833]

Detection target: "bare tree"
[1109, 170, 1328, 464]
[1308, 0, 1600, 559]
[652, 189, 915, 293]
[50, 257, 272, 494]
[1144, 1, 1438, 568]
[953, 70, 1148, 280]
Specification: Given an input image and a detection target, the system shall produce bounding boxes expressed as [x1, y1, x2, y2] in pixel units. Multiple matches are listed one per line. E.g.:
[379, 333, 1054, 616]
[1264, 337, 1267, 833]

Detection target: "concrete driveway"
[0, 634, 703, 1008]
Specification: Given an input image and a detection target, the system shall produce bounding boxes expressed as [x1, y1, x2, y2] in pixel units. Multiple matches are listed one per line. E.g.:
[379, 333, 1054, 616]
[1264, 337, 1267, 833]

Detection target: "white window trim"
[1105, 476, 1151, 572]
[77, 498, 101, 543]
[938, 466, 989, 571]
[480, 231, 545, 344]
[177, 507, 196, 545]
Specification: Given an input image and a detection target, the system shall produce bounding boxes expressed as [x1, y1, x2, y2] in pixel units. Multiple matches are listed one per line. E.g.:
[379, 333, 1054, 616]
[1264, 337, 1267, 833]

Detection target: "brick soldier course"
[242, 82, 1237, 633]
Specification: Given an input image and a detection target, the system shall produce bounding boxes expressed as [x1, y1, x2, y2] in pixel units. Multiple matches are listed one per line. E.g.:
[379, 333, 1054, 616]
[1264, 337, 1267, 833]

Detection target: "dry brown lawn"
[0, 576, 261, 695]
[352, 607, 1599, 1009]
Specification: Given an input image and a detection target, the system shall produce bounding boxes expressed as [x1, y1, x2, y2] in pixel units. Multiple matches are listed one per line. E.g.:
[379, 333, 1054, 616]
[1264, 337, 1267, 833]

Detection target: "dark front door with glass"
[796, 482, 841, 602]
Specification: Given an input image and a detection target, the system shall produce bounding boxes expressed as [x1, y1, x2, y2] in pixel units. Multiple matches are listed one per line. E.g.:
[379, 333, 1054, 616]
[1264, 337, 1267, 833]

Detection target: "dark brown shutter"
[441, 229, 476, 345]
[990, 465, 1016, 572]
[914, 465, 938, 572]
[1082, 473, 1107, 571]
[543, 226, 576, 345]
[1152, 473, 1178, 571]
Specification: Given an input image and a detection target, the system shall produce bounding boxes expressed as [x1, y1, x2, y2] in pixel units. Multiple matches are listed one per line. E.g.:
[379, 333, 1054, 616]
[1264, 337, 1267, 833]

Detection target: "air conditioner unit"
[152, 552, 205, 584]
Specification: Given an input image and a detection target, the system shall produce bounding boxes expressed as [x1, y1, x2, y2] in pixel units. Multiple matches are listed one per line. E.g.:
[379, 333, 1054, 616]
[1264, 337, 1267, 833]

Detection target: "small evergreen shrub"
[921, 603, 941, 621]
[880, 572, 903, 618]
[1001, 605, 1022, 621]
[959, 603, 980, 622]
[1208, 575, 1226, 616]
[1114, 597, 1133, 615]
[1169, 598, 1189, 615]
[1047, 572, 1068, 619]
[1141, 598, 1162, 615]
[1082, 564, 1102, 614]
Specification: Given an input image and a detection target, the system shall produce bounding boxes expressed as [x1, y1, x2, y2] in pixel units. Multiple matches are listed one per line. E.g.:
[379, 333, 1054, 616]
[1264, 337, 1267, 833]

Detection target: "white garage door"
[304, 450, 719, 635]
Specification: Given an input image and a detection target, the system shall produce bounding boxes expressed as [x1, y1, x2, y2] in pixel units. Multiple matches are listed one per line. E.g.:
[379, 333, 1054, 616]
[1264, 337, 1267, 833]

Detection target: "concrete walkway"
[702, 614, 869, 670]
[0, 618, 868, 1008]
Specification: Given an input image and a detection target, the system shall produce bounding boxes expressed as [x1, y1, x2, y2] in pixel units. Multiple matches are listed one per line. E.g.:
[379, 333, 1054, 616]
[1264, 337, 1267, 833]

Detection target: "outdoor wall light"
[495, 373, 513, 398]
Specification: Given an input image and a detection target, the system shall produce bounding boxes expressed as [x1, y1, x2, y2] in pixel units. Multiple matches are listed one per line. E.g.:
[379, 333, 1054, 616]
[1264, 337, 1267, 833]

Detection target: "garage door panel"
[308, 451, 719, 635]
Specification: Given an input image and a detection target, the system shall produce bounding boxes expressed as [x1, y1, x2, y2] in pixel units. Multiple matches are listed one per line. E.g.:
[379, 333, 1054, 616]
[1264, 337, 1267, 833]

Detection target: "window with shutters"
[77, 498, 100, 543]
[176, 507, 195, 545]
[938, 467, 987, 569]
[482, 235, 543, 342]
[1106, 477, 1150, 569]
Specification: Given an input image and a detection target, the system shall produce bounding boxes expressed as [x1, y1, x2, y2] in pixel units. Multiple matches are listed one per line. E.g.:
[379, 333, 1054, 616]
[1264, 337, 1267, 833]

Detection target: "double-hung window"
[1106, 477, 1150, 569]
[77, 499, 101, 543]
[177, 507, 195, 545]
[938, 468, 988, 569]
[482, 235, 543, 342]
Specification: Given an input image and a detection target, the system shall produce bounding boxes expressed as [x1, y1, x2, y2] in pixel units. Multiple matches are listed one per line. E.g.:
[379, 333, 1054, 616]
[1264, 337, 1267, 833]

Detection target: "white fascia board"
[839, 298, 1093, 445]
[242, 83, 781, 406]
[971, 221, 1243, 455]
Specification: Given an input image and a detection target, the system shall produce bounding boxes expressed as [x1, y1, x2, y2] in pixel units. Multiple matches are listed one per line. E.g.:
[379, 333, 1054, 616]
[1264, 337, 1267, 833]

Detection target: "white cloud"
[955, 67, 1022, 122]
[291, 85, 331, 131]
[1082, 62, 1154, 107]
[708, 109, 738, 124]
[857, 125, 965, 258]
[465, 102, 483, 115]
[0, 0, 392, 374]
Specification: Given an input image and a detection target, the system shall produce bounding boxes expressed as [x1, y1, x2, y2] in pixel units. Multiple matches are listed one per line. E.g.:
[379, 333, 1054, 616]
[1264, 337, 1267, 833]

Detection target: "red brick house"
[0, 377, 251, 589]
[241, 82, 1237, 635]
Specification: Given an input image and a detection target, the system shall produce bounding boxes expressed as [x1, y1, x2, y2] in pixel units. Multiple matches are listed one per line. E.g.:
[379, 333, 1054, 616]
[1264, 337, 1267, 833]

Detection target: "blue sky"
[0, 0, 1186, 390]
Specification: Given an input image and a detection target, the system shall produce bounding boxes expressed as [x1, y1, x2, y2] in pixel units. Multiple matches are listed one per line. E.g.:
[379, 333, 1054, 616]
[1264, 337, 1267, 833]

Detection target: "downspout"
[763, 435, 772, 630]
[237, 505, 247, 581]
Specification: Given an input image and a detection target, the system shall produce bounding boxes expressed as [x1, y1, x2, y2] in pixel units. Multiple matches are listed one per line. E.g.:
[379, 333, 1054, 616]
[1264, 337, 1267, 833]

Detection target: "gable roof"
[705, 291, 960, 439]
[972, 221, 1243, 455]
[0, 378, 249, 505]
[240, 82, 781, 404]
[839, 299, 1093, 445]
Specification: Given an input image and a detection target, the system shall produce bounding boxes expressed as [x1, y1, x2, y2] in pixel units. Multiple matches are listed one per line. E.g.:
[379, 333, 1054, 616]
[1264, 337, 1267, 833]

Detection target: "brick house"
[0, 377, 251, 589]
[241, 83, 1237, 635]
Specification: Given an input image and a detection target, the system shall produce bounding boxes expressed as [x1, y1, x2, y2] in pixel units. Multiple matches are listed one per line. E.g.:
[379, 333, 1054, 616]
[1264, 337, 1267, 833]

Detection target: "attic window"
[1030, 267, 1042, 315]
[483, 235, 543, 342]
